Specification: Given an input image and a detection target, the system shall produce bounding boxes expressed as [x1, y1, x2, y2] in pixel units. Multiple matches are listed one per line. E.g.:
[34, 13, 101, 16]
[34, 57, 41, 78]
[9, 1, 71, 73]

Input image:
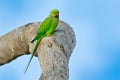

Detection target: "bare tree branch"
[0, 21, 76, 80]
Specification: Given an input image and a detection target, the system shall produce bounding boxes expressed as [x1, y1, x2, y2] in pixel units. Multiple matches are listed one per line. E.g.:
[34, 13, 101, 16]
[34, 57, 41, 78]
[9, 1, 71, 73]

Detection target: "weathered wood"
[0, 21, 76, 80]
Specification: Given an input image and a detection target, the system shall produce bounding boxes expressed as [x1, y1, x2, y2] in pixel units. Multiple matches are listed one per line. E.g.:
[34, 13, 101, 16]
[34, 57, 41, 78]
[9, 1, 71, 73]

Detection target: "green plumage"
[24, 9, 59, 73]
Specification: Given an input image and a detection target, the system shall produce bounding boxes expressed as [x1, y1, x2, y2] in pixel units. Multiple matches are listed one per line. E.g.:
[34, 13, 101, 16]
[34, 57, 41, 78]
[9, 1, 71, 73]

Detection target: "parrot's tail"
[24, 34, 46, 74]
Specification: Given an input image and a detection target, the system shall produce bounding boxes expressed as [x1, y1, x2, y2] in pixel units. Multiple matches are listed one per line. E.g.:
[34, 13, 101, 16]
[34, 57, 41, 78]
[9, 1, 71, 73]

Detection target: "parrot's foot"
[46, 33, 57, 37]
[54, 29, 65, 33]
[54, 29, 62, 32]
[46, 32, 50, 36]
[51, 34, 57, 37]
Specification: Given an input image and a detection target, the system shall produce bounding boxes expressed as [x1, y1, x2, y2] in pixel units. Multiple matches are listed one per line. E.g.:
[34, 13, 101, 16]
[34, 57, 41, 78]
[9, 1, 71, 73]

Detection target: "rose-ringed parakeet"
[24, 9, 59, 73]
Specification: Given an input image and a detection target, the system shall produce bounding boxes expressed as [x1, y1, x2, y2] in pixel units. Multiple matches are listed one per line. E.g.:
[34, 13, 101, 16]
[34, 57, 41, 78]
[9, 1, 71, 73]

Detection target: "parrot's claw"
[47, 33, 57, 37]
[51, 34, 57, 37]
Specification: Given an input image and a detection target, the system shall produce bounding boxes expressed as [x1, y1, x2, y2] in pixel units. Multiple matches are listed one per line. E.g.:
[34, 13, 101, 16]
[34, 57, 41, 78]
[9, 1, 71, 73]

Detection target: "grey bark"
[0, 21, 76, 80]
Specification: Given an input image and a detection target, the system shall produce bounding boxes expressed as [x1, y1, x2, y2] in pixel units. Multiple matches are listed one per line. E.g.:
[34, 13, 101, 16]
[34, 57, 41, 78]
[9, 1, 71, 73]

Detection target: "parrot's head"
[50, 9, 59, 18]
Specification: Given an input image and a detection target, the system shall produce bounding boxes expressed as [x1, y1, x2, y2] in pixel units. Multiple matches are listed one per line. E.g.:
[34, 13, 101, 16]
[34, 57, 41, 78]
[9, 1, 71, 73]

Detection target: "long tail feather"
[24, 34, 46, 74]
[24, 52, 34, 73]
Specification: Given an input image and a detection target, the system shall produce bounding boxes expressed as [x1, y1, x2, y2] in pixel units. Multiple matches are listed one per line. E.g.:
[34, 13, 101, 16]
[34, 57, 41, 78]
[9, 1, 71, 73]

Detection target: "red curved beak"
[56, 13, 59, 17]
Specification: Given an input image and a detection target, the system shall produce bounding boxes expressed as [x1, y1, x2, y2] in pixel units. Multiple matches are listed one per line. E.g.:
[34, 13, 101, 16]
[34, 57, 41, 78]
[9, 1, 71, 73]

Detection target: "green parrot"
[24, 9, 59, 73]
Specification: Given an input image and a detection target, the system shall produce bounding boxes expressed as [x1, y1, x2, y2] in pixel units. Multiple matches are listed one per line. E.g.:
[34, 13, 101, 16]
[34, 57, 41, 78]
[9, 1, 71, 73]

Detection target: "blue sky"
[0, 0, 120, 80]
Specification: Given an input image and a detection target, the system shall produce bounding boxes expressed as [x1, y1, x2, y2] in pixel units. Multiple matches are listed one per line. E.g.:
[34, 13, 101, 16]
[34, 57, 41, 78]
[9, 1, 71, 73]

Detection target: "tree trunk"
[0, 21, 76, 80]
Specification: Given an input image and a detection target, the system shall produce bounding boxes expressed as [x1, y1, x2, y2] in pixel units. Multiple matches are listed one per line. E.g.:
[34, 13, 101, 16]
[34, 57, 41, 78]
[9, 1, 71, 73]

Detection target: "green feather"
[24, 9, 59, 73]
[24, 34, 45, 73]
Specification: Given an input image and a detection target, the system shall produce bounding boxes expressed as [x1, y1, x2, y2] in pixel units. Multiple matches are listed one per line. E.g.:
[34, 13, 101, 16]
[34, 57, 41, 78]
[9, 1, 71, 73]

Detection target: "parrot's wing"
[37, 17, 52, 34]
[31, 32, 44, 43]
[31, 17, 52, 42]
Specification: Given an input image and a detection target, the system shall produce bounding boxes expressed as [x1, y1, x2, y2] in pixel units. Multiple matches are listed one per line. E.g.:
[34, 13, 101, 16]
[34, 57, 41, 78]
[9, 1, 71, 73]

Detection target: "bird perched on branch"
[24, 9, 59, 73]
